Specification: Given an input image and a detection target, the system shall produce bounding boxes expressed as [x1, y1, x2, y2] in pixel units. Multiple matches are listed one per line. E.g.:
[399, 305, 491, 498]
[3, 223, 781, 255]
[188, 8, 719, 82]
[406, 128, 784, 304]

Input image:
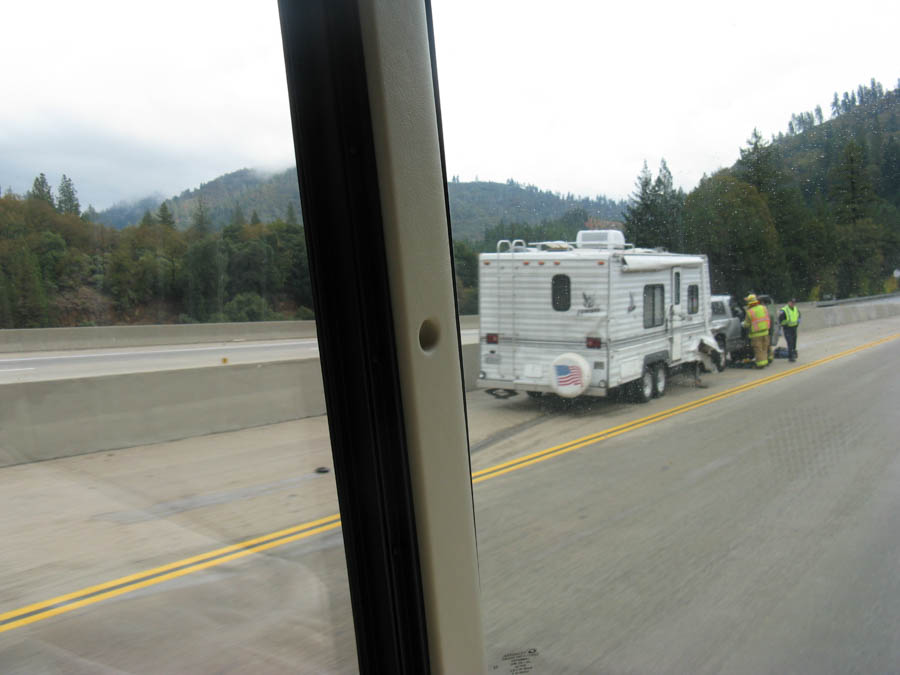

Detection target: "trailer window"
[643, 284, 664, 328]
[674, 272, 681, 305]
[552, 275, 571, 311]
[688, 285, 700, 314]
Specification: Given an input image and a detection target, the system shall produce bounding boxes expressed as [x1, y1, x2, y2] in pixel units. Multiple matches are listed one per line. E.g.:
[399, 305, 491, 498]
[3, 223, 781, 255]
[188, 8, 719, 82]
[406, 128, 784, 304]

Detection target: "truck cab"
[710, 293, 781, 364]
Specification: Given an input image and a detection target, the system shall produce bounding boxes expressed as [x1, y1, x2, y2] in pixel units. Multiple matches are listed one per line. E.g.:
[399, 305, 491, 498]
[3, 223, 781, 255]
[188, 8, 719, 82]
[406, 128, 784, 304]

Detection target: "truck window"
[552, 274, 571, 311]
[643, 284, 664, 328]
[688, 284, 699, 314]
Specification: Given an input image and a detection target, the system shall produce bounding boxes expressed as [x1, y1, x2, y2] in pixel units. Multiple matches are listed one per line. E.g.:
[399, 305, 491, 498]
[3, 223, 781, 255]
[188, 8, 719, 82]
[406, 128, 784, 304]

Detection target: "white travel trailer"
[477, 230, 723, 402]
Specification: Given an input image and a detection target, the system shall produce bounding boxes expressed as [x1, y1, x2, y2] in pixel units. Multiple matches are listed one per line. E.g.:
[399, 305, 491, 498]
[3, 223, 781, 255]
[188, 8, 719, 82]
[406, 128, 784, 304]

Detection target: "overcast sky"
[2, 1, 897, 210]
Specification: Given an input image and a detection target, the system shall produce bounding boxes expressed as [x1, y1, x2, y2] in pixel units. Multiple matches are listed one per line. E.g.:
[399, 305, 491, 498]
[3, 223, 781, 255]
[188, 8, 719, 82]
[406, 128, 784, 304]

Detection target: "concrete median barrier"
[0, 316, 482, 354]
[0, 321, 318, 354]
[0, 345, 480, 467]
[0, 359, 325, 468]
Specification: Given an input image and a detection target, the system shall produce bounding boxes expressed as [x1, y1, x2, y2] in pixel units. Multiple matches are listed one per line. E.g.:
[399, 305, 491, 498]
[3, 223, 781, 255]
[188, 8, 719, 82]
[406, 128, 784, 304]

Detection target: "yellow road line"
[2, 332, 897, 633]
[473, 333, 899, 482]
[0, 515, 341, 632]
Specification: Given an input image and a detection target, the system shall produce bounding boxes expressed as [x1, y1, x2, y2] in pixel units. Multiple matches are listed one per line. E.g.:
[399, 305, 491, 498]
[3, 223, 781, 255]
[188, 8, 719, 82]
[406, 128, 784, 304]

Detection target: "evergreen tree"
[82, 205, 100, 223]
[831, 140, 875, 223]
[28, 173, 54, 207]
[623, 160, 684, 250]
[0, 268, 12, 328]
[831, 92, 841, 118]
[8, 246, 49, 327]
[57, 174, 81, 216]
[189, 198, 212, 238]
[250, 210, 261, 225]
[156, 201, 176, 228]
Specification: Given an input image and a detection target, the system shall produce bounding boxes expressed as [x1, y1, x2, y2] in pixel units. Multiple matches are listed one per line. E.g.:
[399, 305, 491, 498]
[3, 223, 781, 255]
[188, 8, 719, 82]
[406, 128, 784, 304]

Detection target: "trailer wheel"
[652, 363, 667, 397]
[526, 391, 543, 400]
[630, 367, 654, 403]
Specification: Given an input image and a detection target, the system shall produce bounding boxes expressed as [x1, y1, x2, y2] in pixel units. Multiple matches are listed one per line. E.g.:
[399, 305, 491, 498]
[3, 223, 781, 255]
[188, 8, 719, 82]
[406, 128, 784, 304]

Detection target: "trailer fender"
[550, 353, 591, 398]
[642, 351, 670, 370]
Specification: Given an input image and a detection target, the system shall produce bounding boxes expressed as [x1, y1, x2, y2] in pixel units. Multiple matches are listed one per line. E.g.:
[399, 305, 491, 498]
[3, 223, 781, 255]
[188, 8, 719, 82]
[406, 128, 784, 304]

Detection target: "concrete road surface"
[1, 317, 898, 673]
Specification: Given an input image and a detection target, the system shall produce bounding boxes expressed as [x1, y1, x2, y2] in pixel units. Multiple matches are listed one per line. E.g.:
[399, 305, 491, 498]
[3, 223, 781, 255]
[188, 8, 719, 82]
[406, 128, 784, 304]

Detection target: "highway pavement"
[1, 317, 898, 673]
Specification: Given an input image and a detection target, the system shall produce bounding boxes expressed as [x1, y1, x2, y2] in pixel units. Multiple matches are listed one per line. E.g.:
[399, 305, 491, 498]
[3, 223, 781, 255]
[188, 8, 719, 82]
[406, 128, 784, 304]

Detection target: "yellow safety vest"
[747, 304, 770, 338]
[781, 305, 799, 327]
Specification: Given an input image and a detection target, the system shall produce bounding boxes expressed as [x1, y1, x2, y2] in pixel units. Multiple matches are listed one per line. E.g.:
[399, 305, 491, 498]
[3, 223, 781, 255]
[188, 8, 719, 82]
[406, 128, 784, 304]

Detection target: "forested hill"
[623, 77, 900, 302]
[446, 180, 625, 238]
[96, 171, 626, 241]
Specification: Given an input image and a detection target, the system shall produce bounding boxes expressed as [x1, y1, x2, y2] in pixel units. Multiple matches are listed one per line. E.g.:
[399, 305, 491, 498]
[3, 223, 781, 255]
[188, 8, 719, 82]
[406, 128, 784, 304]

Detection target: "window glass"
[435, 2, 898, 670]
[0, 5, 356, 671]
[643, 283, 664, 328]
[552, 274, 571, 311]
[674, 271, 681, 304]
[688, 284, 699, 313]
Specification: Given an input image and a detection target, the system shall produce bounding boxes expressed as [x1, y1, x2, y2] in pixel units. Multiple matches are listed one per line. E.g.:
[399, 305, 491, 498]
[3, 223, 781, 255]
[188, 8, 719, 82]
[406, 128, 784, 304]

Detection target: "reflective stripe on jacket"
[781, 305, 799, 327]
[746, 304, 770, 338]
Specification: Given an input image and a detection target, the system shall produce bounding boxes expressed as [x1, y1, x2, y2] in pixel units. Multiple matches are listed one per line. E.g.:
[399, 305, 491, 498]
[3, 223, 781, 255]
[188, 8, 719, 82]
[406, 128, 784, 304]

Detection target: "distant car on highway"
[710, 293, 781, 365]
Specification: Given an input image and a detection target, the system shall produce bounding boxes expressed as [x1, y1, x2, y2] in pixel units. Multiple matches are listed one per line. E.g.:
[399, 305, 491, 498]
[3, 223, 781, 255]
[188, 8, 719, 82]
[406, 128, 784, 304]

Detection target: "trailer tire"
[526, 391, 543, 400]
[652, 363, 667, 397]
[630, 367, 654, 403]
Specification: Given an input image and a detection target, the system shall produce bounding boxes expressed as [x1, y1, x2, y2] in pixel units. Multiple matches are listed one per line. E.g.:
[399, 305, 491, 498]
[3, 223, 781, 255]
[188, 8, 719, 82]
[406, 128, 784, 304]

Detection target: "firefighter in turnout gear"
[742, 294, 771, 368]
[778, 298, 801, 362]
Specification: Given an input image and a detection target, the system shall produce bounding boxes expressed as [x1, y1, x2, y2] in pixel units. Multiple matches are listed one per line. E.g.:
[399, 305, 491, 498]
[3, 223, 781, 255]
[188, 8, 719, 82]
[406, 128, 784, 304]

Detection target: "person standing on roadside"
[778, 298, 801, 362]
[742, 294, 771, 368]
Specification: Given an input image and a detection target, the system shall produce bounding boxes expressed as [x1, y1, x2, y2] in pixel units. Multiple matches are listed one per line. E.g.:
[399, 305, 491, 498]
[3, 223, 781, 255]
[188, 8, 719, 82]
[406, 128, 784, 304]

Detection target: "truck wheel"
[631, 367, 654, 403]
[653, 363, 667, 397]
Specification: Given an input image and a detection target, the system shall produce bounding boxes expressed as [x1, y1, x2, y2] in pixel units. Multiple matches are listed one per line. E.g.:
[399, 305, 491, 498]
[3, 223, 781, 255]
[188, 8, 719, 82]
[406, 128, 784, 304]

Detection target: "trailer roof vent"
[575, 229, 626, 249]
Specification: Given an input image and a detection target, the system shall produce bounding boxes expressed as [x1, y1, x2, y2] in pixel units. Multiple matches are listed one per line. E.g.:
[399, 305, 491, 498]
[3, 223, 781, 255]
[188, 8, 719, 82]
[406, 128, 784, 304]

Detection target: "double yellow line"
[2, 332, 897, 634]
[0, 515, 341, 633]
[473, 332, 899, 483]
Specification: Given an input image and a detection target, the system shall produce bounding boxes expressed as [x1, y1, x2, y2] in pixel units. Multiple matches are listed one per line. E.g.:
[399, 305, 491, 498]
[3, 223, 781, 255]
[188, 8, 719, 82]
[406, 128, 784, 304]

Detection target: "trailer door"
[669, 266, 683, 361]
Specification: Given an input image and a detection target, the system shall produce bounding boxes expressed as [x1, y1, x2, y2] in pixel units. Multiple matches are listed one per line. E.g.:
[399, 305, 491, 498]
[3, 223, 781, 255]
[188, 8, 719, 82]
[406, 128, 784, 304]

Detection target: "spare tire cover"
[550, 353, 591, 398]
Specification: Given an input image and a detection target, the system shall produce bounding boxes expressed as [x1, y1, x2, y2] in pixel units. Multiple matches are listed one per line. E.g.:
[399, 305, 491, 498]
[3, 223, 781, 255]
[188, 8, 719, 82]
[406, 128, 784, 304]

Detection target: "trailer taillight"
[586, 337, 602, 348]
[486, 333, 499, 344]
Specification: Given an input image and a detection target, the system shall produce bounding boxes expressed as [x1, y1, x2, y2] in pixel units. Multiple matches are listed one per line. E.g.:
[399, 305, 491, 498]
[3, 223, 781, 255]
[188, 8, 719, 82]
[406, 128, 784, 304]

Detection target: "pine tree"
[250, 210, 261, 225]
[0, 268, 12, 328]
[57, 174, 81, 216]
[82, 205, 100, 223]
[28, 173, 54, 207]
[9, 246, 49, 327]
[190, 198, 212, 237]
[832, 141, 875, 223]
[157, 201, 176, 228]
